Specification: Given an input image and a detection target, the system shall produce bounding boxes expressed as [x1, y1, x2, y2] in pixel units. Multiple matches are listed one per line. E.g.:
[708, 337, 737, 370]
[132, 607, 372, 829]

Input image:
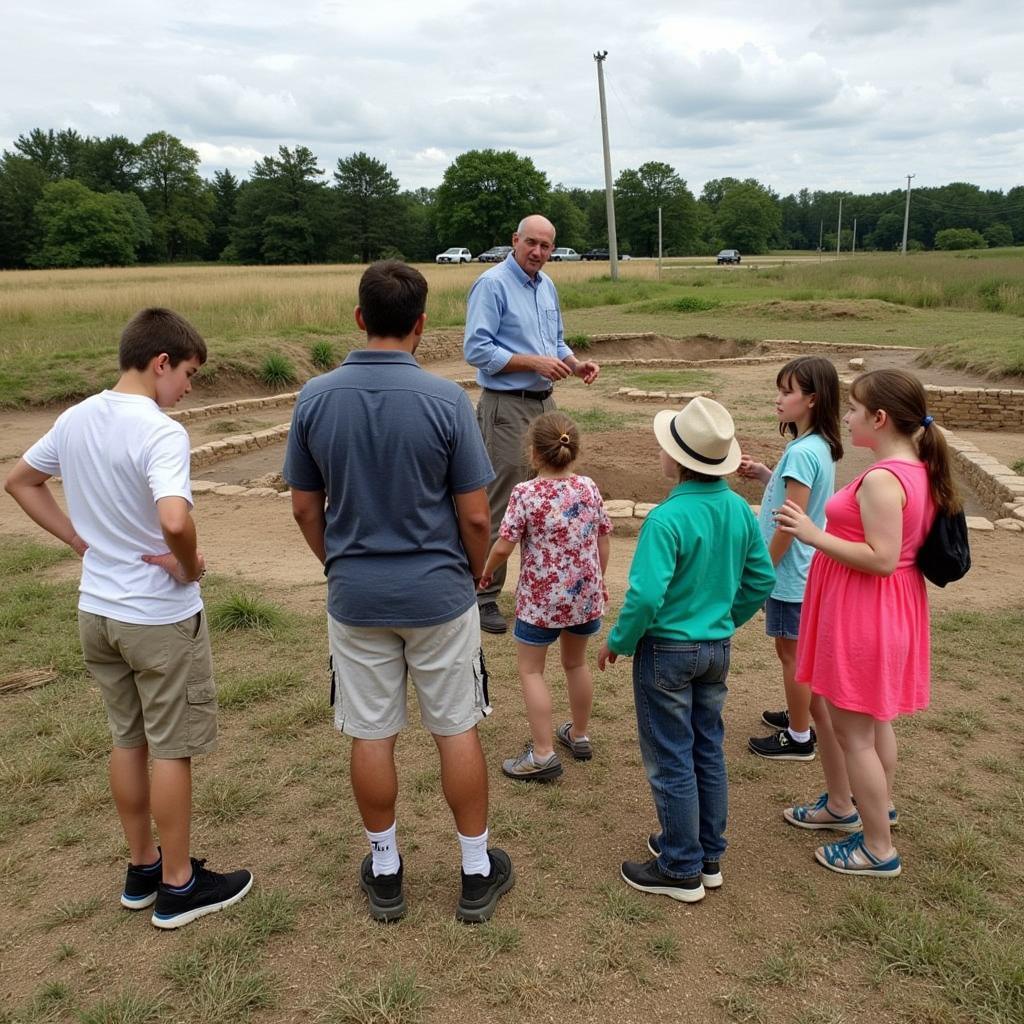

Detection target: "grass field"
[1, 250, 1023, 406]
[2, 535, 1023, 1024]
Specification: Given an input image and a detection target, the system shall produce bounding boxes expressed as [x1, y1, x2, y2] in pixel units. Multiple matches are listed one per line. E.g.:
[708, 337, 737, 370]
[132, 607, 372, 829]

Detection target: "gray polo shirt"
[283, 349, 495, 627]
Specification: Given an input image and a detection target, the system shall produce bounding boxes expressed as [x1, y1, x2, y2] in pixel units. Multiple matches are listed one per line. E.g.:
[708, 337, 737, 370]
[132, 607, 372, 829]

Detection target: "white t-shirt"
[23, 390, 202, 625]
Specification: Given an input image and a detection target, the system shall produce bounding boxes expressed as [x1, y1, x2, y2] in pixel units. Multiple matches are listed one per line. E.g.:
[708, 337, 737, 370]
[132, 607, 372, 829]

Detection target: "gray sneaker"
[555, 721, 593, 761]
[501, 748, 563, 782]
[479, 602, 508, 635]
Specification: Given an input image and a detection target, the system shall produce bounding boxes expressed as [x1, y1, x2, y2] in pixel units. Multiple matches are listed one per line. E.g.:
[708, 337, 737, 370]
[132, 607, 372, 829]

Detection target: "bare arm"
[4, 459, 88, 556]
[454, 487, 491, 580]
[142, 496, 204, 583]
[774, 469, 904, 576]
[597, 533, 611, 576]
[291, 488, 327, 565]
[478, 537, 516, 591]
[737, 453, 772, 485]
[768, 479, 811, 567]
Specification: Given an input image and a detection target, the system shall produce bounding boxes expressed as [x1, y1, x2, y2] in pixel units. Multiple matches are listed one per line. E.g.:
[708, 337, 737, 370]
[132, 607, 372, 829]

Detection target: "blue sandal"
[783, 792, 861, 832]
[815, 832, 902, 877]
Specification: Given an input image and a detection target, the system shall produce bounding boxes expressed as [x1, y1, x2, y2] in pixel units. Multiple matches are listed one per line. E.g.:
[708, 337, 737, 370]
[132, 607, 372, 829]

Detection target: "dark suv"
[716, 249, 741, 264]
[581, 248, 609, 261]
[477, 246, 512, 263]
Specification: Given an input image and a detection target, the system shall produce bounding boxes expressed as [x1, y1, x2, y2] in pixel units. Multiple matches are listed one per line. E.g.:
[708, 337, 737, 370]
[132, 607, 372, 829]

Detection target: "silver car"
[549, 247, 581, 262]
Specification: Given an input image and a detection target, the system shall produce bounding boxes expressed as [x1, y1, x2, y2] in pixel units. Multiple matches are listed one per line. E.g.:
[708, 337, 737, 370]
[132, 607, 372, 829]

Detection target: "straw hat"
[653, 397, 741, 477]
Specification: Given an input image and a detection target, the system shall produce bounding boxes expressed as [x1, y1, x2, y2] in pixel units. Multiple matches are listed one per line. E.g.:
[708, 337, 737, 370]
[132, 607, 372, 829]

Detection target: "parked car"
[549, 247, 580, 262]
[716, 249, 741, 264]
[581, 248, 609, 261]
[477, 246, 512, 263]
[436, 247, 472, 264]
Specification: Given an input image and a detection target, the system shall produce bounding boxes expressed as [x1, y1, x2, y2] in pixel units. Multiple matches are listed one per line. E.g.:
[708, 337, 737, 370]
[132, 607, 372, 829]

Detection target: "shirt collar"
[668, 479, 729, 497]
[342, 349, 420, 367]
[502, 251, 544, 289]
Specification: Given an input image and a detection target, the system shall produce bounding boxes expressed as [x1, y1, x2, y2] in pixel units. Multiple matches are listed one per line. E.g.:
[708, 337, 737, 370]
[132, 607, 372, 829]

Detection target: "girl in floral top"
[478, 412, 612, 782]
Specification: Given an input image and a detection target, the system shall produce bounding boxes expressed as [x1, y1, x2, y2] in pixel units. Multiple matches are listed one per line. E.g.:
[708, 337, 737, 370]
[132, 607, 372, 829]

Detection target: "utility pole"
[818, 220, 823, 262]
[901, 174, 915, 255]
[836, 196, 843, 256]
[657, 205, 663, 281]
[852, 218, 857, 255]
[594, 50, 619, 281]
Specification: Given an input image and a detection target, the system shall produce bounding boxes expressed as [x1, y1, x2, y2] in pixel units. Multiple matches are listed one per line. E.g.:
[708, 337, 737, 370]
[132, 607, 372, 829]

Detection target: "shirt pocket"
[542, 308, 560, 346]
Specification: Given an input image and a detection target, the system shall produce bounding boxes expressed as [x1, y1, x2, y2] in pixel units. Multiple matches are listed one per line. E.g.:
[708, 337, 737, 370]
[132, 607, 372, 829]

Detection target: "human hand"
[773, 500, 818, 543]
[532, 356, 573, 381]
[142, 550, 206, 584]
[597, 641, 618, 671]
[476, 574, 493, 591]
[737, 454, 769, 482]
[69, 533, 89, 558]
[574, 360, 600, 385]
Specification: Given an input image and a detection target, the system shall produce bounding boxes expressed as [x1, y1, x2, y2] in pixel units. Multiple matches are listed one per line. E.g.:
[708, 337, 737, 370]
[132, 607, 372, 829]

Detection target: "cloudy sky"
[3, 0, 1022, 196]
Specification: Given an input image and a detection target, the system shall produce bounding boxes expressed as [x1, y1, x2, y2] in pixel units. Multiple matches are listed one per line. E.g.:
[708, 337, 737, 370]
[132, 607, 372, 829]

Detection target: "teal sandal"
[815, 832, 901, 877]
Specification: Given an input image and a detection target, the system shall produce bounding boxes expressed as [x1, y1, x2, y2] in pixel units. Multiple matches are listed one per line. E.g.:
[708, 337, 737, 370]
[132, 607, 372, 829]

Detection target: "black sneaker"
[359, 854, 406, 923]
[620, 858, 704, 903]
[748, 730, 816, 761]
[761, 709, 816, 742]
[121, 851, 162, 910]
[478, 602, 508, 635]
[645, 836, 723, 889]
[456, 848, 514, 923]
[151, 859, 253, 930]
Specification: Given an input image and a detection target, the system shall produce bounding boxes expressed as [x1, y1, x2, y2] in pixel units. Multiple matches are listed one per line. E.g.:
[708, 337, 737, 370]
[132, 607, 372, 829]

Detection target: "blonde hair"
[528, 411, 579, 470]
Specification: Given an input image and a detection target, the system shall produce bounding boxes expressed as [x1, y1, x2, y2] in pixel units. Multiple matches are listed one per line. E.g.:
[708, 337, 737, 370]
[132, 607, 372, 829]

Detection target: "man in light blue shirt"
[464, 214, 600, 633]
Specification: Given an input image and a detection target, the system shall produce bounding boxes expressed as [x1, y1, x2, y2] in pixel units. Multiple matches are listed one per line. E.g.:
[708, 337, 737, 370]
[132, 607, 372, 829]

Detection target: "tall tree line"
[2, 126, 1022, 269]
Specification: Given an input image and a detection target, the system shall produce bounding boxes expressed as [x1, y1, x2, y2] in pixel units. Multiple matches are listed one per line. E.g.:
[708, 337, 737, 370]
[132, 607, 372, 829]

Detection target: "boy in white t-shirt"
[4, 308, 252, 930]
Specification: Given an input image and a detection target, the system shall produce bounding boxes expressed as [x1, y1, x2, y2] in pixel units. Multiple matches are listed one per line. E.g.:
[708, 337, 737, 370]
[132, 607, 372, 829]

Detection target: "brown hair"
[777, 356, 843, 461]
[358, 261, 427, 339]
[676, 465, 719, 484]
[528, 411, 579, 470]
[119, 308, 207, 371]
[849, 369, 961, 514]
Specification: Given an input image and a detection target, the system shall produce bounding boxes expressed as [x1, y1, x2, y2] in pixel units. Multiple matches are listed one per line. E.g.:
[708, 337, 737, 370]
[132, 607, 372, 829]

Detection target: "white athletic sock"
[458, 828, 490, 877]
[788, 727, 812, 744]
[366, 822, 400, 877]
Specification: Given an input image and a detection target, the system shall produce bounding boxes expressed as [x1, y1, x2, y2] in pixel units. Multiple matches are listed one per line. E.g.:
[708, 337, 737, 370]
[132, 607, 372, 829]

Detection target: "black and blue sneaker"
[151, 858, 253, 930]
[121, 850, 162, 910]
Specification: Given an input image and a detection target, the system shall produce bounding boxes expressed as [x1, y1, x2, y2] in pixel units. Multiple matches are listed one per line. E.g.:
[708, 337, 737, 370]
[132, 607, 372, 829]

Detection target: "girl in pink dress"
[774, 370, 961, 877]
[478, 412, 612, 782]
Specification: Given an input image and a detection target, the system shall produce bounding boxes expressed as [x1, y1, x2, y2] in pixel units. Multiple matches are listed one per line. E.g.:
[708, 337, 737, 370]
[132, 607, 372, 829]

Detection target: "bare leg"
[109, 744, 159, 867]
[516, 641, 554, 757]
[150, 757, 193, 886]
[809, 693, 854, 816]
[559, 632, 593, 740]
[874, 719, 898, 809]
[778, 638, 811, 733]
[828, 703, 894, 859]
[433, 728, 488, 837]
[351, 735, 399, 832]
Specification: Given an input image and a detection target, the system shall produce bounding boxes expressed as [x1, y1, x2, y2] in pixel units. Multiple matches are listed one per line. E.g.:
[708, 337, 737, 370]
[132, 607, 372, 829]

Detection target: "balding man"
[464, 214, 600, 634]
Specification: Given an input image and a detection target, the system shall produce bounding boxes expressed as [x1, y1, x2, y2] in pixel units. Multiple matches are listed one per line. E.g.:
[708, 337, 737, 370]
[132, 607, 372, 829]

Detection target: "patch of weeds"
[195, 777, 269, 824]
[208, 593, 285, 635]
[316, 968, 425, 1024]
[925, 708, 986, 739]
[43, 895, 102, 930]
[746, 942, 804, 987]
[634, 294, 720, 314]
[478, 921, 521, 954]
[645, 932, 680, 962]
[0, 538, 73, 576]
[4, 981, 75, 1023]
[164, 932, 274, 1024]
[233, 888, 298, 939]
[595, 881, 662, 925]
[218, 669, 300, 710]
[53, 823, 86, 848]
[310, 340, 338, 370]
[259, 352, 297, 388]
[1012, 457, 1024, 475]
[409, 767, 440, 796]
[565, 331, 591, 350]
[568, 407, 639, 433]
[55, 942, 77, 963]
[76, 989, 166, 1024]
[712, 989, 767, 1023]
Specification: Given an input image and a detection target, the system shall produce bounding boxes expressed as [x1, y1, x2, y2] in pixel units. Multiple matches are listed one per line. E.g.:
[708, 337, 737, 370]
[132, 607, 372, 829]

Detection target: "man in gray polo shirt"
[464, 214, 600, 634]
[284, 261, 514, 924]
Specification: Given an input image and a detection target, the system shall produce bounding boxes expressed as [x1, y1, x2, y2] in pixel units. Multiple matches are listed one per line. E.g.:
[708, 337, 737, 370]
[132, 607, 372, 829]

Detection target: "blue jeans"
[632, 635, 731, 878]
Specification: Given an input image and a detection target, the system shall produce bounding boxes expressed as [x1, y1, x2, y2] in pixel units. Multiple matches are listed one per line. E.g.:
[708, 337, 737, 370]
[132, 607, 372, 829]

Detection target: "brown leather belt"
[484, 387, 553, 402]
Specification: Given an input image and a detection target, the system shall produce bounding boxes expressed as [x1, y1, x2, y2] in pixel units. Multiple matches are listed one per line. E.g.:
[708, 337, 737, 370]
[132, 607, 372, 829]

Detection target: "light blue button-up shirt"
[463, 253, 573, 391]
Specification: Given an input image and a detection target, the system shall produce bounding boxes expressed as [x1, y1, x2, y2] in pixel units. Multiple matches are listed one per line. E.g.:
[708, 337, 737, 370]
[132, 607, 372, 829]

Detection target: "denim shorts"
[765, 597, 802, 640]
[513, 617, 602, 647]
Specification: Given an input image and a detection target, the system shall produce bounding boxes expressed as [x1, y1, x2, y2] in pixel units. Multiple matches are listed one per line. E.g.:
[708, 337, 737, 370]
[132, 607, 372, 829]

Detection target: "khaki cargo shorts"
[327, 604, 491, 739]
[78, 610, 218, 759]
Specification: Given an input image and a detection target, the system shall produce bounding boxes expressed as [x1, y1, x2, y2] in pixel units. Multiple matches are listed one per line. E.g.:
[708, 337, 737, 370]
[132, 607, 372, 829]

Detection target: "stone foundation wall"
[190, 423, 291, 470]
[839, 378, 1024, 430]
[170, 392, 299, 424]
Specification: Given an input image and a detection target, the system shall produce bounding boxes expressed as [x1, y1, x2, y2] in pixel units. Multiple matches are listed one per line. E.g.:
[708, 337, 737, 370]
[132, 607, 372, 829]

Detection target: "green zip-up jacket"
[608, 480, 775, 655]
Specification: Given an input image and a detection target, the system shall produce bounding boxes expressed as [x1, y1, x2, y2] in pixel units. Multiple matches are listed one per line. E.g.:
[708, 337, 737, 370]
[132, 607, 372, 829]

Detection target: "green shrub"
[934, 228, 987, 251]
[259, 352, 297, 388]
[983, 223, 1014, 248]
[310, 340, 337, 371]
[209, 593, 284, 634]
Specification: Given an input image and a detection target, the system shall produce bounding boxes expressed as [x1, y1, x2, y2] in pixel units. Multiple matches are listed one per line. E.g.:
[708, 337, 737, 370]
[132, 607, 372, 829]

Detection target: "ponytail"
[850, 369, 961, 514]
[527, 411, 580, 470]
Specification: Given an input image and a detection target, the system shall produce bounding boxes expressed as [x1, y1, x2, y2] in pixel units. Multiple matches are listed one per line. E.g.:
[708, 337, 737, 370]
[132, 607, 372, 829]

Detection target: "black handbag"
[916, 509, 971, 587]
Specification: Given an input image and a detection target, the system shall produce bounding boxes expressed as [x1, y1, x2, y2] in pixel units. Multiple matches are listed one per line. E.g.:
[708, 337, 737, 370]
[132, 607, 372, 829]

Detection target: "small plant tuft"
[259, 352, 297, 388]
[317, 968, 425, 1024]
[208, 594, 284, 635]
[310, 340, 338, 370]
